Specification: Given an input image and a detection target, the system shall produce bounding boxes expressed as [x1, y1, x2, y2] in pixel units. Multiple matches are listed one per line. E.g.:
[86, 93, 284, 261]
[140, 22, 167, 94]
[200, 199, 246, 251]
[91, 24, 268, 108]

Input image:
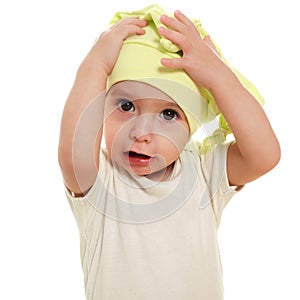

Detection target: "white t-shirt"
[66, 141, 238, 300]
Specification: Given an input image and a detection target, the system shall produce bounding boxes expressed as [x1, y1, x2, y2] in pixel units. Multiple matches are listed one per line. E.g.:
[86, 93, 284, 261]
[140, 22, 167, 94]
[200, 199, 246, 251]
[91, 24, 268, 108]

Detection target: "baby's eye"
[160, 109, 178, 121]
[117, 99, 135, 112]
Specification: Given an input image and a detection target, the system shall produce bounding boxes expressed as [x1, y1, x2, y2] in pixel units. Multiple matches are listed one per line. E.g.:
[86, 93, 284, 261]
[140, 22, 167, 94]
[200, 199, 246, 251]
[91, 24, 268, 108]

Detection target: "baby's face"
[104, 81, 190, 180]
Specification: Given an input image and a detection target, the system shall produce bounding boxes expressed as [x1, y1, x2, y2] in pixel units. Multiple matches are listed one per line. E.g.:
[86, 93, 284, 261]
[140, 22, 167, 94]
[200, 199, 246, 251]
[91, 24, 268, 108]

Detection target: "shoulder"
[194, 140, 241, 191]
[184, 140, 239, 221]
[196, 141, 231, 171]
[180, 140, 230, 169]
[65, 148, 112, 199]
[180, 140, 231, 185]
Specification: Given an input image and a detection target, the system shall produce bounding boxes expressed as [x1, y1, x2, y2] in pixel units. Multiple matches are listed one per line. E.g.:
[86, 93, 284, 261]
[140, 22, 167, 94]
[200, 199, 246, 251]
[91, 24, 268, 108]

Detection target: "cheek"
[158, 137, 185, 162]
[104, 117, 119, 152]
[104, 117, 130, 155]
[154, 127, 189, 165]
[157, 121, 189, 153]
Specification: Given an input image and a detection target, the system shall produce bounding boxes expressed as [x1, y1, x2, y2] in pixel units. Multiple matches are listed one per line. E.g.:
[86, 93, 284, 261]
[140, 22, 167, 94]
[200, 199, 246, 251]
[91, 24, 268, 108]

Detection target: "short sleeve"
[64, 149, 112, 232]
[199, 142, 241, 226]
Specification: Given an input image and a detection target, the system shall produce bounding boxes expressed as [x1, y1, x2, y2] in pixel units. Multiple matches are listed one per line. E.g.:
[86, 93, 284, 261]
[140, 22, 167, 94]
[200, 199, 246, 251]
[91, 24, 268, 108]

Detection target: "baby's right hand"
[82, 18, 147, 77]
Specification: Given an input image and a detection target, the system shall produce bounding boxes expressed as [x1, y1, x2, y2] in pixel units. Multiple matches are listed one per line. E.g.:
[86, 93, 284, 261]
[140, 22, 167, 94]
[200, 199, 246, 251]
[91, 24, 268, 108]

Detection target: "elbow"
[268, 138, 281, 169]
[258, 139, 281, 175]
[272, 141, 281, 168]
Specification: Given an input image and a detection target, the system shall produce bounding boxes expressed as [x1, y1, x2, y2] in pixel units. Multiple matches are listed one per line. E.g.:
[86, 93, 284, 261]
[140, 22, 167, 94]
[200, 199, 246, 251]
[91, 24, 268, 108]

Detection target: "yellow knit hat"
[107, 4, 264, 150]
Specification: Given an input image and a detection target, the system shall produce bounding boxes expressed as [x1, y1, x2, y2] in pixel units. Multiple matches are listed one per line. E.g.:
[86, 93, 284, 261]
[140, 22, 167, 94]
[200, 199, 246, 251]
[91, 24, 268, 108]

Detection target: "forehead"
[106, 80, 176, 103]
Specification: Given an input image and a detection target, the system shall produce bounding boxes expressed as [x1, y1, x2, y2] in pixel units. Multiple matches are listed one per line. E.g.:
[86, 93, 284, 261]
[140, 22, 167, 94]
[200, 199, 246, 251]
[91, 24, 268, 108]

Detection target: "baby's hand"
[82, 18, 147, 76]
[158, 11, 233, 91]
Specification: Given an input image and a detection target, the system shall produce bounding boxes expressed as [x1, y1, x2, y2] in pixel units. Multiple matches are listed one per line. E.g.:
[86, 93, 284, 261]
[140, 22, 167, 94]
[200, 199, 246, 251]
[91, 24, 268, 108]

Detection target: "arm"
[58, 19, 147, 196]
[159, 11, 280, 186]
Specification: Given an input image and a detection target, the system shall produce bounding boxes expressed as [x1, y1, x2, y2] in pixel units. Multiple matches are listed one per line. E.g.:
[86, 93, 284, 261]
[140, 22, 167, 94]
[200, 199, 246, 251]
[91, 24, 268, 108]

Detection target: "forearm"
[58, 61, 106, 193]
[210, 71, 280, 171]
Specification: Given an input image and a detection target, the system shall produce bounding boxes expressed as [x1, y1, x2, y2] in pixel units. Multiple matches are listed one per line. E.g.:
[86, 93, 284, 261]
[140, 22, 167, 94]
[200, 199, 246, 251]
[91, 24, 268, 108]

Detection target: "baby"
[58, 5, 280, 300]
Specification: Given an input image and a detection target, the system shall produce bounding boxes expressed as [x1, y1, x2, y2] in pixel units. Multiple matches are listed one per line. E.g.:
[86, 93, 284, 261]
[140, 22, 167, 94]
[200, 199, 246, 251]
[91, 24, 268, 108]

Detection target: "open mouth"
[124, 151, 152, 164]
[128, 151, 151, 159]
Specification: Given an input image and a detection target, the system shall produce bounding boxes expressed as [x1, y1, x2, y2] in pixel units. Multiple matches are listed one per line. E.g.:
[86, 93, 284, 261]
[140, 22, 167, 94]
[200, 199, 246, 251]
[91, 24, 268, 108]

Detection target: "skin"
[103, 80, 190, 181]
[58, 11, 280, 196]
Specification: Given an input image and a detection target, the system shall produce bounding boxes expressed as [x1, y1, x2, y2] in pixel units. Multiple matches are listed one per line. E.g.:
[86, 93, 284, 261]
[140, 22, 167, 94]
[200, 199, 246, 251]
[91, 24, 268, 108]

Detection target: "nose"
[129, 115, 154, 143]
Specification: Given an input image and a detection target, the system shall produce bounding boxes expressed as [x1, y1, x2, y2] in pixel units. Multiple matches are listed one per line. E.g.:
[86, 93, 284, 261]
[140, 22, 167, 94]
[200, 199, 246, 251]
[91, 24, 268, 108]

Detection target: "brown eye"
[118, 99, 135, 112]
[160, 109, 178, 121]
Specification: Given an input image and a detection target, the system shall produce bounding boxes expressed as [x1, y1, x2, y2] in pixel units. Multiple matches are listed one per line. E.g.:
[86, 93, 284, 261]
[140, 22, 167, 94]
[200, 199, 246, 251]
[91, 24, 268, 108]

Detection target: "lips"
[124, 151, 152, 165]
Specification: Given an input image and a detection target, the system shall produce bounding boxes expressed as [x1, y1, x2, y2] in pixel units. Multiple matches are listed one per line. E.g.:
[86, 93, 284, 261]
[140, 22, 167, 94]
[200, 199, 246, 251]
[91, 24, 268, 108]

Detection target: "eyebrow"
[107, 88, 179, 104]
[159, 101, 181, 109]
[107, 87, 133, 99]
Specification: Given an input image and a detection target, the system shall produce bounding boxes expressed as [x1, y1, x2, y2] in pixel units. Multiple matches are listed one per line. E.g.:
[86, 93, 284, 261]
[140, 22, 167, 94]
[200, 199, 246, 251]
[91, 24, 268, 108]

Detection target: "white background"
[1, 0, 299, 299]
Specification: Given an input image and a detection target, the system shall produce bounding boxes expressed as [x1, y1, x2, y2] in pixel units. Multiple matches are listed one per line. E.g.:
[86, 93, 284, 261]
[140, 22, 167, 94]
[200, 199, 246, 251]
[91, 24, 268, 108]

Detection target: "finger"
[173, 10, 198, 33]
[158, 26, 189, 52]
[114, 18, 147, 28]
[121, 19, 147, 36]
[160, 14, 185, 32]
[161, 57, 183, 69]
[127, 19, 147, 27]
[111, 21, 147, 39]
[121, 24, 146, 38]
[130, 25, 147, 35]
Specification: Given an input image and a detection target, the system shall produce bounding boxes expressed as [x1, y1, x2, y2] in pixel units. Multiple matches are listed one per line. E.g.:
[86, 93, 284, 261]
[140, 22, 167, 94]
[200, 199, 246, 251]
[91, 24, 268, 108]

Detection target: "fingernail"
[161, 58, 167, 65]
[160, 14, 167, 21]
[158, 26, 165, 33]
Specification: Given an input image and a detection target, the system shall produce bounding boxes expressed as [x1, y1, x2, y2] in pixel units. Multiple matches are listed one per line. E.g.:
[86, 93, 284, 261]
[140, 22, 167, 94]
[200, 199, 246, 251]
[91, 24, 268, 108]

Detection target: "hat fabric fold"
[107, 4, 264, 150]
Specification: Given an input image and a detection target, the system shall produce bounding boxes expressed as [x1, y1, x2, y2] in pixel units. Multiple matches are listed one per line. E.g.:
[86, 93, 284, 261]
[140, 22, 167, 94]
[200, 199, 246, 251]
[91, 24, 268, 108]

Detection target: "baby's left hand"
[159, 11, 234, 91]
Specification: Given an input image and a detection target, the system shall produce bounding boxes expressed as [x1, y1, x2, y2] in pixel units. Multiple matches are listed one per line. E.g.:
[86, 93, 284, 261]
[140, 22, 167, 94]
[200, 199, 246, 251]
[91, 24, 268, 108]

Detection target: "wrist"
[79, 55, 108, 76]
[208, 69, 241, 97]
[75, 59, 107, 95]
